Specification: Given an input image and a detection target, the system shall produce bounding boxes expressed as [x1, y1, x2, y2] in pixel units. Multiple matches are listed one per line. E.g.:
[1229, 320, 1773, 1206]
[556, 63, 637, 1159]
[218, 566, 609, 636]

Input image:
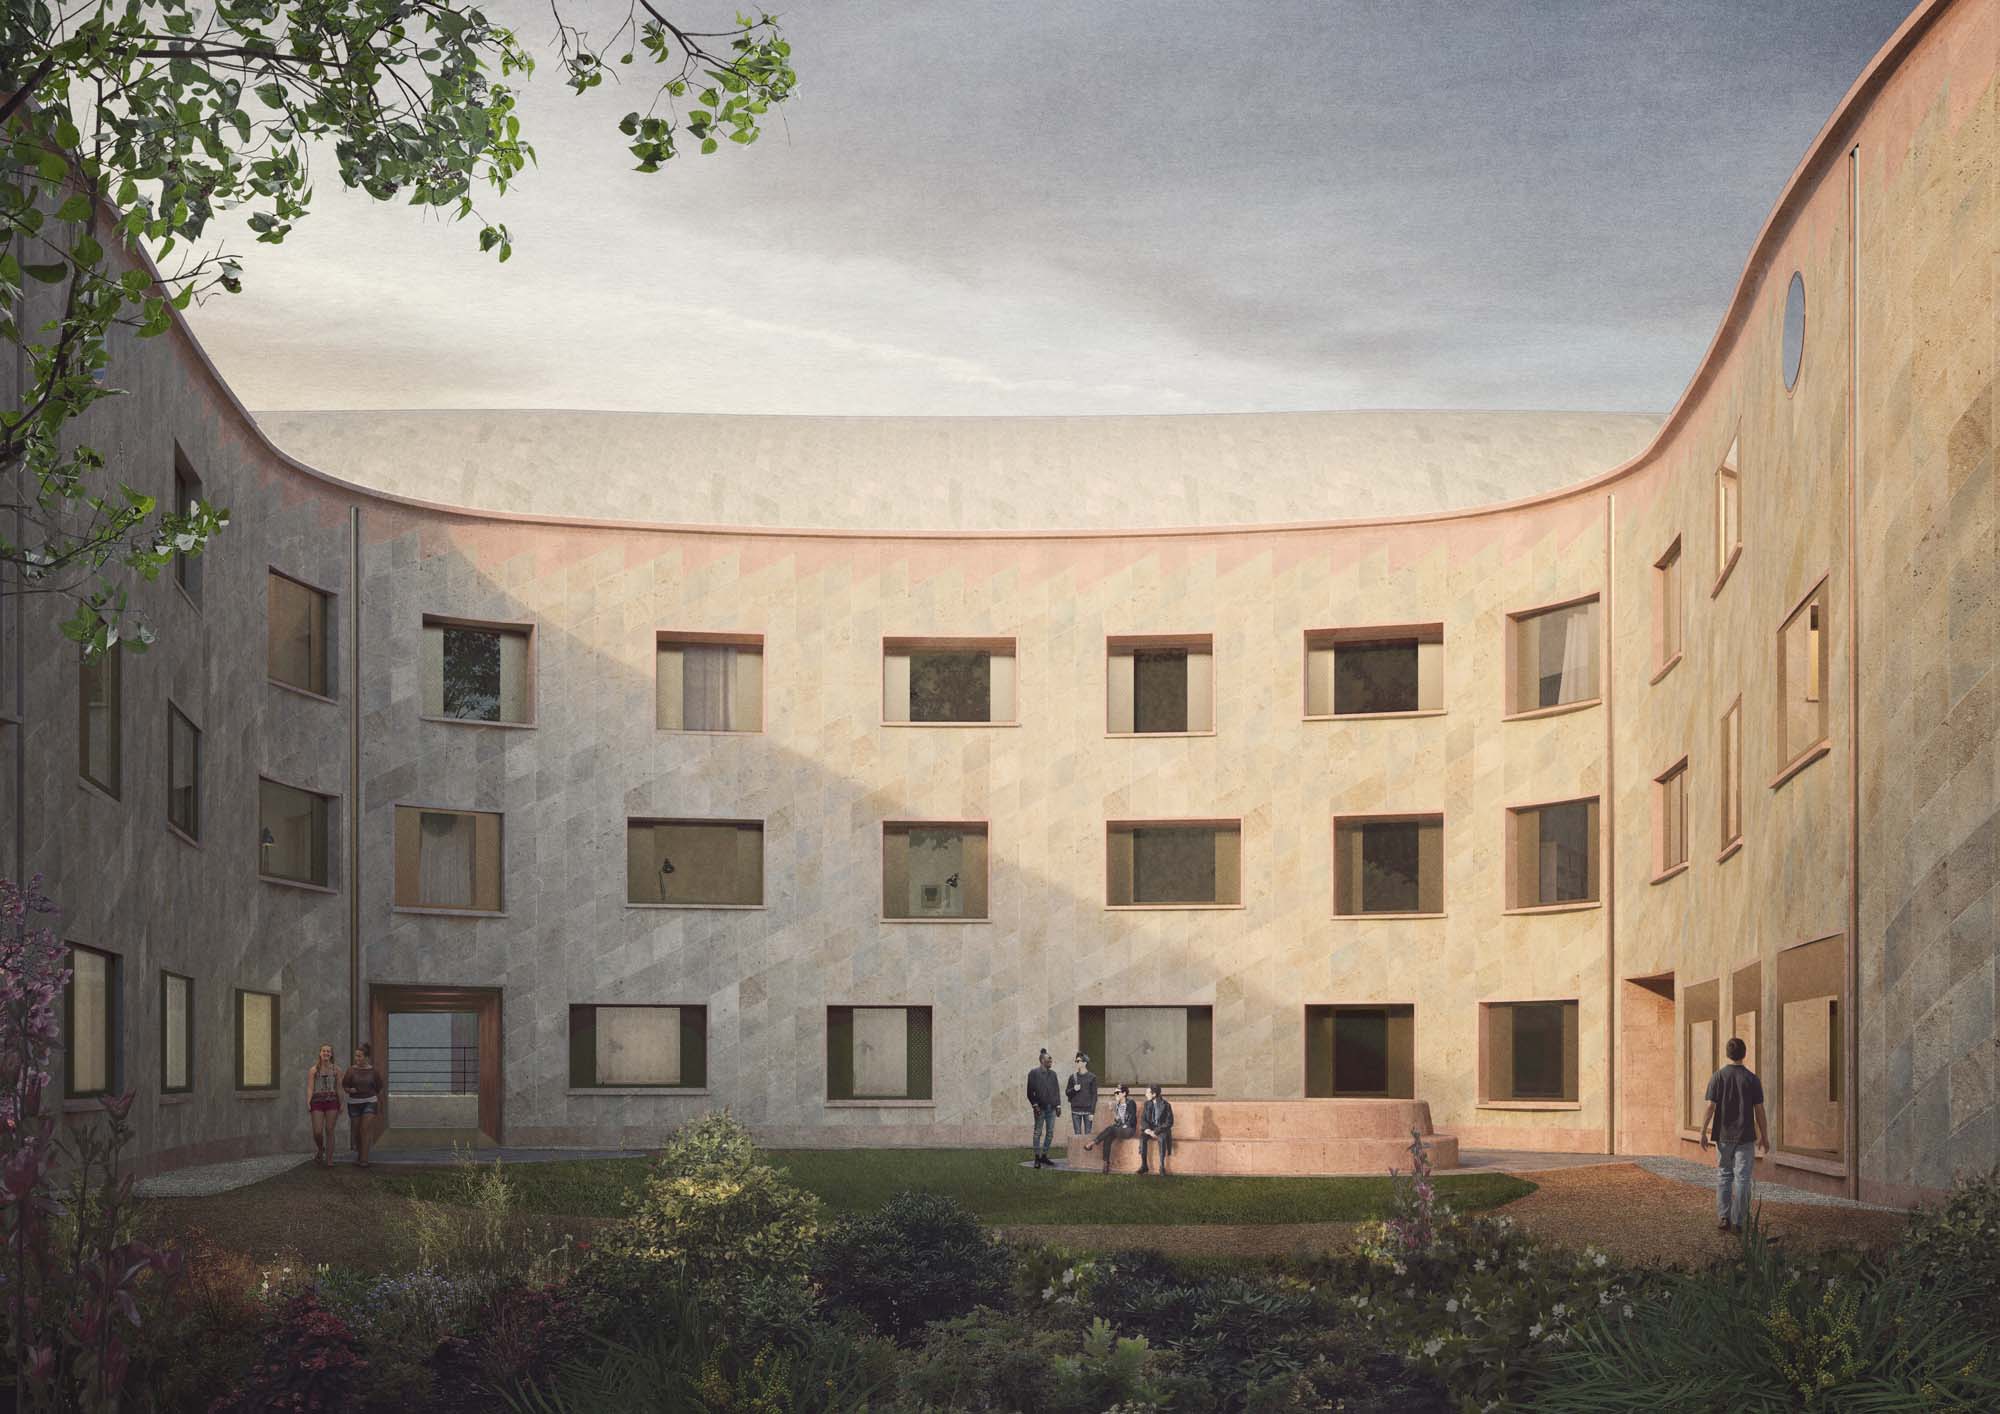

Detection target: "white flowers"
[1445, 1297, 1460, 1313]
[1528, 1322, 1545, 1339]
[1622, 1304, 1634, 1318]
[1422, 1337, 1444, 1357]
[1593, 1251, 1609, 1268]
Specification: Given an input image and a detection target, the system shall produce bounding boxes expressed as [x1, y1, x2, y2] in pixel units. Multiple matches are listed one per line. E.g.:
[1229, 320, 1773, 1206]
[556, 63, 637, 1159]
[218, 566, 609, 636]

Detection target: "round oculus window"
[1781, 271, 1805, 392]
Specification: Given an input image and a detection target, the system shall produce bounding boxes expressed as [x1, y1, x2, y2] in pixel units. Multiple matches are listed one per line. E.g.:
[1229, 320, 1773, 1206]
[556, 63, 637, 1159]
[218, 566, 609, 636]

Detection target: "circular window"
[1781, 271, 1805, 391]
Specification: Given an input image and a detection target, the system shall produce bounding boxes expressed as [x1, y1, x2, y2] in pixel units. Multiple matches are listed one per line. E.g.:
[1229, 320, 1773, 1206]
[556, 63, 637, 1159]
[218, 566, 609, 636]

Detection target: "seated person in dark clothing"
[1082, 1084, 1138, 1172]
[1141, 1084, 1175, 1175]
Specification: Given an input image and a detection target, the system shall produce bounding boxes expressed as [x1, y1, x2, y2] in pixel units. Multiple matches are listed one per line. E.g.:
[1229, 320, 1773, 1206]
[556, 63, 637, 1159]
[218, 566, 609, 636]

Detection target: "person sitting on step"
[1082, 1083, 1139, 1173]
[1141, 1084, 1175, 1175]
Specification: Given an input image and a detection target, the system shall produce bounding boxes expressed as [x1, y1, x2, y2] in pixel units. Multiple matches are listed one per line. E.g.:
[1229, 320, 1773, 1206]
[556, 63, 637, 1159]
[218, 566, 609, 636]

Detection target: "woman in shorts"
[342, 1043, 383, 1168]
[307, 1043, 342, 1166]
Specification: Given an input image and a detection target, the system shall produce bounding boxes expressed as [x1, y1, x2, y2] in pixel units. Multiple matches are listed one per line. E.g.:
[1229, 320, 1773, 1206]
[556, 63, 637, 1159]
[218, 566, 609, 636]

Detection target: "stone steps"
[1062, 1098, 1456, 1175]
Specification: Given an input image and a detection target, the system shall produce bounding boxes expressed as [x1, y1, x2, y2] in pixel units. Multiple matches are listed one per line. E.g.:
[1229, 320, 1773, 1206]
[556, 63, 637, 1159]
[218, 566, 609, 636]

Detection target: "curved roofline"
[162, 0, 1948, 544]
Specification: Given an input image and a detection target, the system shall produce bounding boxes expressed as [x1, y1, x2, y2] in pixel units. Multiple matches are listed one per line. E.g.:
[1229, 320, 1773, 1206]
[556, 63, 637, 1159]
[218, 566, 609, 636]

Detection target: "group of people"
[1027, 1050, 1175, 1174]
[305, 1043, 385, 1168]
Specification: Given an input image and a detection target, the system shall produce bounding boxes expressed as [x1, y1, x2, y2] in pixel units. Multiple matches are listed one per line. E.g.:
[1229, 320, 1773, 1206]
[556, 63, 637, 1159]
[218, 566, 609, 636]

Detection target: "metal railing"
[387, 1043, 479, 1094]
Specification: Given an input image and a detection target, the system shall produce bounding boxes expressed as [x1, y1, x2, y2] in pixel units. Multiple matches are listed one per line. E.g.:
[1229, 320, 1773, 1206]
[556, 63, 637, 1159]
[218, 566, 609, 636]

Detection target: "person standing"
[1026, 1048, 1063, 1168]
[306, 1043, 342, 1167]
[1083, 1084, 1139, 1173]
[1065, 1052, 1100, 1142]
[1141, 1084, 1175, 1176]
[1698, 1035, 1769, 1232]
[342, 1043, 383, 1169]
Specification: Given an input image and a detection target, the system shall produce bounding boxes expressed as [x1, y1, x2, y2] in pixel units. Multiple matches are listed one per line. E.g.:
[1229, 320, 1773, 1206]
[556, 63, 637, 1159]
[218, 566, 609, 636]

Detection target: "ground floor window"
[569, 1004, 707, 1088]
[1730, 960, 1762, 1073]
[1078, 1005, 1214, 1090]
[1305, 1004, 1414, 1098]
[65, 944, 119, 1098]
[827, 1006, 933, 1101]
[1480, 1000, 1579, 1103]
[1777, 935, 1843, 1159]
[1682, 978, 1720, 1129]
[235, 989, 279, 1091]
[161, 972, 193, 1094]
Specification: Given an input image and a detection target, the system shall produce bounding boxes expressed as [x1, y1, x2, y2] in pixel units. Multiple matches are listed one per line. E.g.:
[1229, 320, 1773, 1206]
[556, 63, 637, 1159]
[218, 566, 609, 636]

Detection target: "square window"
[827, 1005, 933, 1100]
[1720, 698, 1744, 850]
[883, 638, 1015, 724]
[394, 806, 504, 912]
[161, 972, 193, 1094]
[1078, 1005, 1213, 1089]
[1682, 978, 1719, 1129]
[1107, 821, 1241, 906]
[1507, 798, 1600, 908]
[1777, 935, 1843, 1159]
[1306, 625, 1444, 716]
[173, 448, 204, 604]
[1716, 439, 1742, 586]
[79, 642, 121, 796]
[1777, 581, 1830, 776]
[1333, 815, 1443, 915]
[259, 779, 332, 887]
[1107, 635, 1213, 733]
[1507, 598, 1599, 714]
[883, 822, 988, 919]
[422, 617, 533, 724]
[626, 818, 764, 906]
[65, 944, 119, 1098]
[268, 571, 332, 697]
[1654, 759, 1688, 877]
[167, 703, 201, 842]
[569, 1004, 707, 1088]
[657, 634, 763, 732]
[1481, 1000, 1578, 1103]
[1653, 538, 1682, 673]
[235, 989, 279, 1090]
[1306, 1004, 1414, 1098]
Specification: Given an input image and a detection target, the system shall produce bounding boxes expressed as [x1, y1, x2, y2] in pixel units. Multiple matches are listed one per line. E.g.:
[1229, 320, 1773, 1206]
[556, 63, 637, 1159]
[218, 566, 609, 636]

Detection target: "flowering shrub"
[459, 1282, 591, 1398]
[209, 1291, 371, 1413]
[1367, 1129, 1452, 1259]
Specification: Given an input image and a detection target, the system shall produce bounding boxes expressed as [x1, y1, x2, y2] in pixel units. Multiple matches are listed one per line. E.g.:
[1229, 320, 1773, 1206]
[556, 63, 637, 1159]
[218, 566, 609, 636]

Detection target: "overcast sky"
[182, 0, 1918, 417]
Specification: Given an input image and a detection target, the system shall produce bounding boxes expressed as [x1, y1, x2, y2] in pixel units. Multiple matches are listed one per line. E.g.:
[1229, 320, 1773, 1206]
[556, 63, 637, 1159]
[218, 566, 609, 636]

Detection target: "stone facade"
[0, 0, 1993, 1201]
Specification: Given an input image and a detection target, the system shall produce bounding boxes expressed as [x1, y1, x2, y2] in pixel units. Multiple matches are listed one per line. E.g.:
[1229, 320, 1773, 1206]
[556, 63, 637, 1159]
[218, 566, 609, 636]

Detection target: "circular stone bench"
[1062, 1098, 1457, 1176]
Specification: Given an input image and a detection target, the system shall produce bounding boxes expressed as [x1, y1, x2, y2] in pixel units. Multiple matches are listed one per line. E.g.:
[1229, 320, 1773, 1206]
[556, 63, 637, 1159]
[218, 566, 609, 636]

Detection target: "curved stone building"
[3, 0, 1994, 1204]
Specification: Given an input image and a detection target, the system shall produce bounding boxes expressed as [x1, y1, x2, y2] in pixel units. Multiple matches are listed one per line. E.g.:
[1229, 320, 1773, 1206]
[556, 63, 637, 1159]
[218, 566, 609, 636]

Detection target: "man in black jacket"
[1065, 1052, 1100, 1141]
[1141, 1085, 1175, 1175]
[1026, 1049, 1063, 1168]
[1082, 1084, 1139, 1172]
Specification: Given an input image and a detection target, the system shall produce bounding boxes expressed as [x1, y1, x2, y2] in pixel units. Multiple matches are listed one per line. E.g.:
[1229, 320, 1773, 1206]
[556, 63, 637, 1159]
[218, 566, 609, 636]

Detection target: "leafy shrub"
[210, 1291, 371, 1413]
[1895, 1163, 2000, 1322]
[130, 1238, 275, 1414]
[453, 1282, 593, 1401]
[894, 1311, 1191, 1414]
[813, 1189, 1012, 1341]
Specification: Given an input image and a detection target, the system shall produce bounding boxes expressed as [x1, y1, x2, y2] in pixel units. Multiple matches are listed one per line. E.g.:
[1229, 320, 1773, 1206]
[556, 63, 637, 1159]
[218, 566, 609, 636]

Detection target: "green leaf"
[55, 195, 92, 222]
[23, 263, 67, 284]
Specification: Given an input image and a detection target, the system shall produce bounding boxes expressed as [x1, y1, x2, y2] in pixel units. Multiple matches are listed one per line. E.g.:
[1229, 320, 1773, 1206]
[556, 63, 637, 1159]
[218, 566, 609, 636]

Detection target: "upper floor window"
[268, 571, 332, 698]
[167, 703, 201, 842]
[161, 972, 193, 1094]
[626, 818, 764, 907]
[883, 637, 1015, 725]
[1776, 578, 1830, 782]
[65, 944, 119, 1099]
[423, 616, 532, 725]
[569, 1004, 707, 1089]
[1652, 538, 1683, 677]
[1306, 625, 1444, 717]
[173, 447, 204, 605]
[79, 642, 121, 796]
[657, 633, 762, 732]
[1107, 635, 1213, 734]
[394, 806, 504, 913]
[883, 822, 989, 920]
[259, 778, 332, 888]
[1506, 597, 1599, 716]
[1506, 797, 1600, 910]
[1719, 697, 1744, 855]
[1654, 758, 1689, 879]
[1107, 820, 1241, 908]
[1715, 438, 1742, 590]
[1333, 814, 1443, 916]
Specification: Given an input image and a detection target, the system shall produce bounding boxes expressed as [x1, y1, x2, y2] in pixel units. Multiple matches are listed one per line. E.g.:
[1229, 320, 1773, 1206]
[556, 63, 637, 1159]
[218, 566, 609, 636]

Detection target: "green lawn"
[382, 1148, 1535, 1226]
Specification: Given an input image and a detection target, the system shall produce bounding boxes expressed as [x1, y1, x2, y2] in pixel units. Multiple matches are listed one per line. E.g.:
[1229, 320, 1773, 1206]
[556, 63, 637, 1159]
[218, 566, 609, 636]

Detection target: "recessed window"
[422, 616, 532, 724]
[1781, 271, 1805, 392]
[1730, 960, 1762, 1074]
[394, 807, 504, 912]
[827, 1005, 932, 1101]
[167, 703, 201, 842]
[1078, 1005, 1213, 1089]
[1507, 798, 1600, 909]
[1334, 814, 1443, 915]
[569, 1004, 707, 1089]
[1776, 580, 1830, 780]
[1306, 1004, 1414, 1098]
[1715, 439, 1742, 587]
[161, 972, 193, 1094]
[1506, 597, 1599, 715]
[1107, 635, 1213, 734]
[65, 944, 119, 1099]
[1777, 935, 1843, 1159]
[1652, 539, 1682, 674]
[657, 634, 762, 732]
[1306, 624, 1444, 717]
[1654, 759, 1688, 878]
[235, 988, 279, 1091]
[1107, 821, 1241, 907]
[1481, 1000, 1578, 1103]
[883, 822, 988, 920]
[1720, 698, 1744, 851]
[173, 448, 204, 605]
[1683, 978, 1719, 1129]
[79, 642, 121, 796]
[883, 637, 1015, 724]
[259, 779, 332, 888]
[268, 571, 332, 697]
[626, 818, 764, 906]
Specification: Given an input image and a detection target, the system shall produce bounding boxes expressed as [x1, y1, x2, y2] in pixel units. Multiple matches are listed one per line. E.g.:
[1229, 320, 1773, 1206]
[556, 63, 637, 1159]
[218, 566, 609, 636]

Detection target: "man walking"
[1141, 1084, 1175, 1176]
[1066, 1052, 1100, 1141]
[1027, 1048, 1063, 1168]
[1698, 1036, 1769, 1232]
[1083, 1083, 1139, 1172]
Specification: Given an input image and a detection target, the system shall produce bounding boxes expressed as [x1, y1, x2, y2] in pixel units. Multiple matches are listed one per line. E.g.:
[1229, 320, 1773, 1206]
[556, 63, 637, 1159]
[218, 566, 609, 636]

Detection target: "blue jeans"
[1716, 1140, 1756, 1226]
[1032, 1107, 1057, 1155]
[1071, 1109, 1094, 1136]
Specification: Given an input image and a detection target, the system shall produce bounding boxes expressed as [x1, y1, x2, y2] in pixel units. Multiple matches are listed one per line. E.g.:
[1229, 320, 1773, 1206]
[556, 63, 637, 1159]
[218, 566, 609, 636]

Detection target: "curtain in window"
[169, 710, 199, 837]
[683, 645, 734, 731]
[1557, 605, 1596, 704]
[1104, 1006, 1189, 1087]
[268, 575, 328, 694]
[164, 977, 189, 1089]
[597, 1006, 681, 1086]
[240, 993, 274, 1088]
[419, 812, 476, 908]
[851, 1006, 910, 1098]
[498, 630, 530, 722]
[69, 949, 110, 1093]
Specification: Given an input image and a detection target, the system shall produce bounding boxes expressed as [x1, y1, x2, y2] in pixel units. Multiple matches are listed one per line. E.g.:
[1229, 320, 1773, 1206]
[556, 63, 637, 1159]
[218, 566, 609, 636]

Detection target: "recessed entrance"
[1618, 973, 1676, 1155]
[368, 985, 502, 1149]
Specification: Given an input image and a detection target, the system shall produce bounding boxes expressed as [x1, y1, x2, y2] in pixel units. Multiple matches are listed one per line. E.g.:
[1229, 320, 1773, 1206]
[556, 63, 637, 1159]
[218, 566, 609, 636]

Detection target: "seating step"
[1062, 1131, 1458, 1176]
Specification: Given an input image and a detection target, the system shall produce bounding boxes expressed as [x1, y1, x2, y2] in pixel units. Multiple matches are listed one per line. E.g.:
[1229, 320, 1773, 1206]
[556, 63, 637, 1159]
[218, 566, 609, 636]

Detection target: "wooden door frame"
[369, 984, 504, 1143]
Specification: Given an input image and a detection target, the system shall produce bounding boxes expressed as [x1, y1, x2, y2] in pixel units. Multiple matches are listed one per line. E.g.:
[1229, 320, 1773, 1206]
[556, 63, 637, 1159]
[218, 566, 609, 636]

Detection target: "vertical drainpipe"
[1603, 492, 1618, 1155]
[349, 505, 363, 1054]
[1844, 146, 1863, 1201]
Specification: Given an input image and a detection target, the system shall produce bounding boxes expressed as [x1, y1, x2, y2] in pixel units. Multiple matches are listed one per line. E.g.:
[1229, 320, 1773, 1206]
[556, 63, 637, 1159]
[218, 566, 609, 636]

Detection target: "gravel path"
[134, 1152, 310, 1198]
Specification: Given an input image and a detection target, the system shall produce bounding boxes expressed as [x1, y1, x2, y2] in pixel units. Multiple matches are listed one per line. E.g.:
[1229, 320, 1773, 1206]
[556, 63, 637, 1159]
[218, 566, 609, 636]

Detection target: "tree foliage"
[0, 0, 795, 655]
